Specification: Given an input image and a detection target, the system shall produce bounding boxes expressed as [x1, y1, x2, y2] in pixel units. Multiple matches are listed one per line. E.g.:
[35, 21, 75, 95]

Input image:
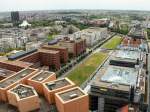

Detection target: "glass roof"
[101, 66, 138, 86]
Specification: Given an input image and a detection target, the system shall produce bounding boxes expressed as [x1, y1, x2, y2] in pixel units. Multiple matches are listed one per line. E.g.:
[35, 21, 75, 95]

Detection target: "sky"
[1, 0, 150, 12]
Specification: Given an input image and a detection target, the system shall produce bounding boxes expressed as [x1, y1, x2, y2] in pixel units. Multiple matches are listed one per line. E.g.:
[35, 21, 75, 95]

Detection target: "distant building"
[19, 20, 31, 28]
[26, 41, 43, 51]
[11, 11, 20, 23]
[88, 18, 110, 27]
[72, 27, 108, 47]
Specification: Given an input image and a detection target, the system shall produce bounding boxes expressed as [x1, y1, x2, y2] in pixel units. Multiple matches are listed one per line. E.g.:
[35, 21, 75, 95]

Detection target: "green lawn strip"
[102, 36, 122, 49]
[67, 52, 108, 86]
[47, 35, 55, 41]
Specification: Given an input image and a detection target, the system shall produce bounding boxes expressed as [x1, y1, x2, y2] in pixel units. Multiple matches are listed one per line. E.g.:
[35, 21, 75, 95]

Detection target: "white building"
[19, 20, 31, 28]
[26, 41, 43, 51]
[71, 27, 108, 47]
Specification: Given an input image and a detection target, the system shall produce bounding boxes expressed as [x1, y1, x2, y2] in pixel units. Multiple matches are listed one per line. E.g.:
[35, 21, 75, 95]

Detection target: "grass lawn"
[67, 52, 108, 86]
[102, 35, 122, 49]
[47, 35, 55, 41]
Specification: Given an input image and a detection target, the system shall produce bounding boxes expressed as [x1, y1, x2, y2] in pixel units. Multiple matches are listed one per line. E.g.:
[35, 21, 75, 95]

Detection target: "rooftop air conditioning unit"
[69, 94, 78, 99]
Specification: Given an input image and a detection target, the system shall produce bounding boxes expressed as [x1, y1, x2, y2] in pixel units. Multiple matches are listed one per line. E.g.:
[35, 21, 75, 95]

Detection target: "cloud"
[0, 0, 150, 12]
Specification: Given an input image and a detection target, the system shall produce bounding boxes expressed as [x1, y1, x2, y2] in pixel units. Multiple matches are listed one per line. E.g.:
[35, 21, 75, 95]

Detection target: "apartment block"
[7, 84, 40, 112]
[55, 87, 89, 112]
[27, 71, 56, 94]
[59, 37, 86, 57]
[43, 78, 75, 104]
[72, 27, 108, 47]
[0, 68, 38, 102]
[19, 49, 61, 70]
[42, 44, 69, 63]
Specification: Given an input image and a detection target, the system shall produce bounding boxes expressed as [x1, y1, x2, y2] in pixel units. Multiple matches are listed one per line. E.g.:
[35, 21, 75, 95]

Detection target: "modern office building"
[27, 71, 56, 94]
[55, 87, 89, 112]
[109, 50, 146, 68]
[7, 84, 40, 112]
[43, 78, 75, 104]
[89, 64, 148, 112]
[11, 11, 20, 23]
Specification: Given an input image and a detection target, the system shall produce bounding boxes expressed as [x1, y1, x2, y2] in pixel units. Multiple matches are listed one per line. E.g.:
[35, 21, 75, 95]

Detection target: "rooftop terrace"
[0, 68, 15, 78]
[0, 68, 35, 88]
[11, 85, 35, 99]
[32, 71, 54, 82]
[59, 88, 85, 102]
[45, 78, 70, 90]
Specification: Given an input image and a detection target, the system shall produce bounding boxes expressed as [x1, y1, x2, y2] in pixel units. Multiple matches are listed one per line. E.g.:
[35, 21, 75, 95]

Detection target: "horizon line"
[0, 8, 150, 13]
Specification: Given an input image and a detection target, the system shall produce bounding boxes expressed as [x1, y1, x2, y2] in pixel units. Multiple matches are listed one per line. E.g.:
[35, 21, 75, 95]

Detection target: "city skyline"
[1, 0, 150, 12]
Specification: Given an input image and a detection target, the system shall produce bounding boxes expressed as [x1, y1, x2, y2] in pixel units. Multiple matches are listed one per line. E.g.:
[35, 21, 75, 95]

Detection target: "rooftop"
[0, 68, 35, 88]
[0, 68, 15, 78]
[101, 66, 138, 86]
[58, 87, 85, 102]
[113, 50, 141, 60]
[38, 49, 59, 54]
[128, 27, 144, 38]
[82, 27, 107, 33]
[91, 65, 141, 92]
[42, 44, 67, 50]
[31, 71, 54, 82]
[11, 84, 35, 99]
[45, 78, 71, 91]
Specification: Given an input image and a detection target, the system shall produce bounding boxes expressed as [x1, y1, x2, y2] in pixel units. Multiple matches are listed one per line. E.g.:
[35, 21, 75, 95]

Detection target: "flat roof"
[11, 85, 35, 99]
[38, 49, 59, 54]
[0, 68, 15, 78]
[45, 78, 70, 90]
[5, 61, 33, 68]
[113, 50, 141, 60]
[101, 66, 138, 86]
[59, 88, 85, 102]
[42, 44, 67, 50]
[31, 71, 54, 82]
[0, 68, 35, 88]
[91, 65, 140, 92]
[82, 27, 107, 32]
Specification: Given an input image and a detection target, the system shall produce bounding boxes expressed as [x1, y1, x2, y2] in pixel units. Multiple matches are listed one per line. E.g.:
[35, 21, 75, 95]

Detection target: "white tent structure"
[19, 20, 31, 27]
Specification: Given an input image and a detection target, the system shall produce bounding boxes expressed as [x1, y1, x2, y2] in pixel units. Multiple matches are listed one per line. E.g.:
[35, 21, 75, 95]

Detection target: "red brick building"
[19, 49, 61, 71]
[42, 45, 69, 63]
[59, 37, 86, 57]
[122, 37, 142, 47]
